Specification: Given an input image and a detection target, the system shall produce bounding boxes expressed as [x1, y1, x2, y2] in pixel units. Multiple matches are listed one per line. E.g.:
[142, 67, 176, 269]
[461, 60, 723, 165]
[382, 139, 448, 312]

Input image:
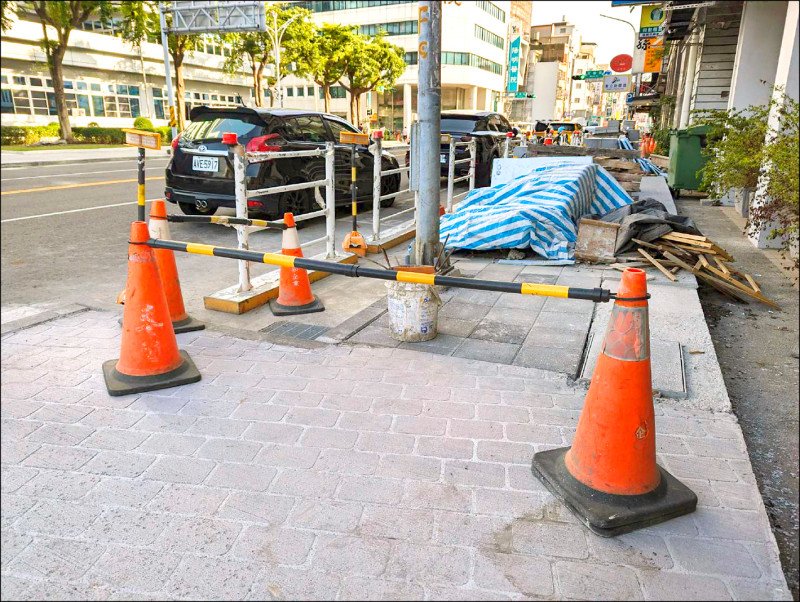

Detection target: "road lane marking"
[1, 199, 160, 223]
[1, 165, 171, 181]
[1, 156, 172, 171]
[1, 176, 164, 196]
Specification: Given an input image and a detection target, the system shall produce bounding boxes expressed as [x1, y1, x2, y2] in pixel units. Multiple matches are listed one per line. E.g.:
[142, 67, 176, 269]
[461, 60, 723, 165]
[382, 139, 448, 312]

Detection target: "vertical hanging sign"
[507, 35, 521, 92]
[632, 5, 667, 74]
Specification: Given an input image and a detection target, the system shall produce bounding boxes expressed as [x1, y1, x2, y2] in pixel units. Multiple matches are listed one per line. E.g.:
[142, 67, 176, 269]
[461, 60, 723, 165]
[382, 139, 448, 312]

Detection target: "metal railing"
[369, 133, 475, 242]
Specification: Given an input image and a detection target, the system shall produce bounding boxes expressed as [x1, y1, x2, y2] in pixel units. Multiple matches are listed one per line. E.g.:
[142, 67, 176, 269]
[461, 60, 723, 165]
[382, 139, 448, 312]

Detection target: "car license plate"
[192, 156, 218, 172]
[440, 154, 447, 164]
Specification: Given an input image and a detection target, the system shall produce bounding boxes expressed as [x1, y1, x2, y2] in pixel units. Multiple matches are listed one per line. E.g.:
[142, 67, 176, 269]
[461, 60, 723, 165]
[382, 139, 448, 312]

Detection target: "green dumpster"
[667, 124, 710, 197]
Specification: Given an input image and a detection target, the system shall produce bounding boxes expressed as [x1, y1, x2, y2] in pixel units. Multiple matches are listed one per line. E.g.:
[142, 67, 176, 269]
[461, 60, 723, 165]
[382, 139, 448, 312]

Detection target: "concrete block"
[314, 449, 380, 475]
[249, 566, 341, 601]
[9, 537, 105, 582]
[453, 339, 521, 364]
[254, 444, 320, 469]
[216, 492, 295, 526]
[444, 460, 505, 488]
[167, 556, 260, 600]
[143, 456, 215, 484]
[449, 419, 503, 440]
[474, 550, 554, 597]
[312, 535, 391, 577]
[357, 432, 415, 454]
[17, 469, 99, 501]
[360, 505, 433, 542]
[270, 469, 339, 498]
[21, 444, 96, 471]
[377, 454, 441, 482]
[401, 481, 473, 512]
[89, 546, 182, 593]
[147, 483, 228, 515]
[385, 542, 471, 585]
[138, 433, 206, 456]
[555, 561, 643, 600]
[667, 537, 761, 577]
[207, 463, 276, 492]
[416, 436, 474, 459]
[84, 507, 170, 545]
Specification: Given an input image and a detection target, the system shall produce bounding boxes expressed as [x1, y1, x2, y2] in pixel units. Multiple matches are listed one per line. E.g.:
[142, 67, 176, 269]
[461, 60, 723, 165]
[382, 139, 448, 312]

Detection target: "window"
[287, 87, 294, 97]
[442, 52, 468, 66]
[104, 96, 117, 117]
[183, 115, 263, 142]
[1, 88, 13, 113]
[404, 52, 418, 65]
[46, 79, 53, 88]
[129, 85, 139, 96]
[228, 95, 235, 102]
[296, 87, 304, 97]
[64, 80, 73, 89]
[307, 86, 314, 96]
[559, 27, 567, 33]
[12, 89, 31, 114]
[130, 97, 140, 117]
[574, 83, 581, 89]
[90, 83, 101, 92]
[194, 93, 201, 99]
[30, 77, 43, 87]
[296, 1, 414, 12]
[359, 20, 417, 36]
[13, 76, 25, 85]
[325, 117, 357, 140]
[107, 84, 115, 93]
[577, 69, 583, 74]
[0, 75, 7, 84]
[92, 95, 105, 117]
[475, 25, 503, 49]
[477, 1, 505, 22]
[31, 90, 48, 115]
[46, 92, 57, 115]
[202, 93, 209, 101]
[117, 84, 128, 95]
[283, 115, 329, 142]
[77, 94, 91, 115]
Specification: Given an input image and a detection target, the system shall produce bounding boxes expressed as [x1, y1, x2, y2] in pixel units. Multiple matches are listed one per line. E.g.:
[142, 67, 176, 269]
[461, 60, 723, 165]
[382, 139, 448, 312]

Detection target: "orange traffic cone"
[148, 200, 205, 334]
[269, 213, 324, 316]
[531, 268, 696, 536]
[103, 221, 201, 396]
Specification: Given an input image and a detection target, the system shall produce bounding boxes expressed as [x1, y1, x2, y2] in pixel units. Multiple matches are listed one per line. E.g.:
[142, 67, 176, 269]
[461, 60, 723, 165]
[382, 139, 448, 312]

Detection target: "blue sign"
[626, 93, 634, 102]
[507, 35, 521, 93]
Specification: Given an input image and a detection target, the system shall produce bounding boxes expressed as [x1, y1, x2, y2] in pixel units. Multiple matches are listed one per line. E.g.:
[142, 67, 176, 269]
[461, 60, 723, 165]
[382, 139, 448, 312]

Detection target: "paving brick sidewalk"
[1, 311, 791, 600]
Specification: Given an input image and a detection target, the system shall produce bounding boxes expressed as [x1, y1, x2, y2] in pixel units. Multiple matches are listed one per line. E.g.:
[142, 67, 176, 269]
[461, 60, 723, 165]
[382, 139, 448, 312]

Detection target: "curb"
[1, 153, 171, 169]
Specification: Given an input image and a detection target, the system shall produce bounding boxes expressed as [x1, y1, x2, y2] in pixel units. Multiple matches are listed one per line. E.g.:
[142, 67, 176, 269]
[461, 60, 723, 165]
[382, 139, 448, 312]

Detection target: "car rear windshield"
[182, 115, 264, 142]
[550, 123, 578, 131]
[440, 117, 478, 133]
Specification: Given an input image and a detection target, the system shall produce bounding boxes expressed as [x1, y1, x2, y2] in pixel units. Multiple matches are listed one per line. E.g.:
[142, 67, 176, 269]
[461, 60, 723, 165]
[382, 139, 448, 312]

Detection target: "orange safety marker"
[531, 268, 697, 536]
[103, 221, 201, 396]
[269, 213, 325, 316]
[148, 199, 205, 333]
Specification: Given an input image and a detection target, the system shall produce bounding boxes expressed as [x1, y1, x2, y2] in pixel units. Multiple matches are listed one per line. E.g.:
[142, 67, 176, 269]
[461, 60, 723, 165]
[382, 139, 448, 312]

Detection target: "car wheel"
[179, 201, 217, 216]
[479, 154, 496, 187]
[280, 187, 312, 217]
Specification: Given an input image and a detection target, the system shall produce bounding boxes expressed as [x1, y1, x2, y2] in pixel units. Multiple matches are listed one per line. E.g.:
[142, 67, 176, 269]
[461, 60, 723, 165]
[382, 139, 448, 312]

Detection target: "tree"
[2, 1, 112, 142]
[119, 1, 201, 131]
[294, 23, 353, 113]
[339, 33, 406, 126]
[223, 3, 312, 108]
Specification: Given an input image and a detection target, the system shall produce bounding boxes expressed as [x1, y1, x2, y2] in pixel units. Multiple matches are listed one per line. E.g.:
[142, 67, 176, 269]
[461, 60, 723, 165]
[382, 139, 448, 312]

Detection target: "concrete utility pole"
[414, 1, 442, 266]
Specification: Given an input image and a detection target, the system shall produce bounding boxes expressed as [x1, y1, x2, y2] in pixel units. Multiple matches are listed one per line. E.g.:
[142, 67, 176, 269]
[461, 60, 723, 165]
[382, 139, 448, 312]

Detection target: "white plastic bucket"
[385, 281, 442, 342]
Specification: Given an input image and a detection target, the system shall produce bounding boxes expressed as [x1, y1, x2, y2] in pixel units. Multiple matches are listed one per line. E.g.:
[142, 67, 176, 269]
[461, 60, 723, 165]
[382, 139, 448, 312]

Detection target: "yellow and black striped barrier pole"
[167, 215, 286, 230]
[137, 147, 146, 222]
[147, 237, 614, 302]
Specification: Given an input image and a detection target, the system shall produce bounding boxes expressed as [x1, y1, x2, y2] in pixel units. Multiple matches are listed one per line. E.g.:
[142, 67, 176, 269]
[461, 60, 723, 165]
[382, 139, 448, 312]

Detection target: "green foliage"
[1, 0, 13, 32]
[0, 124, 60, 145]
[133, 116, 153, 130]
[72, 127, 126, 144]
[293, 23, 354, 111]
[750, 94, 799, 268]
[692, 103, 770, 192]
[338, 33, 406, 122]
[649, 95, 676, 155]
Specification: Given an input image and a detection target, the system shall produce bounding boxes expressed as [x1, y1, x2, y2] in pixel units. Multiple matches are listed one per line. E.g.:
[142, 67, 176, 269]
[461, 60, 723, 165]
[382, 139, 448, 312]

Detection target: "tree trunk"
[323, 85, 331, 113]
[173, 50, 187, 131]
[255, 62, 266, 107]
[355, 92, 363, 126]
[48, 44, 73, 142]
[349, 91, 357, 126]
[253, 70, 262, 107]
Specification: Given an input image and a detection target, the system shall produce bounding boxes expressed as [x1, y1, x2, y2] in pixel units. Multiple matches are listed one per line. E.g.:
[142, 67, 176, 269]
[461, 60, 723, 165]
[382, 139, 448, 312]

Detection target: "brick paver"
[0, 311, 791, 600]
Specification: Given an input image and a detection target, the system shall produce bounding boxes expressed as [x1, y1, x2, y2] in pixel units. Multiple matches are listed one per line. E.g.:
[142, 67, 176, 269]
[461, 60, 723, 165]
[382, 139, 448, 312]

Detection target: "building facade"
[569, 42, 601, 122]
[525, 20, 581, 121]
[0, 12, 255, 128]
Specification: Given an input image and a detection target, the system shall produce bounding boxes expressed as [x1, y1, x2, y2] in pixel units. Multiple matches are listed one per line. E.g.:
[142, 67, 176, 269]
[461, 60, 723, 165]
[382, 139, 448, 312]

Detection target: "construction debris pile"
[631, 232, 781, 309]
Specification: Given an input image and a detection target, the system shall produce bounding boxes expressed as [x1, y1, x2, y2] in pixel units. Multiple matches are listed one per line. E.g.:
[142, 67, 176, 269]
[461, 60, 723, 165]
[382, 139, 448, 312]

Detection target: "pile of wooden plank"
[632, 231, 781, 309]
[594, 157, 644, 193]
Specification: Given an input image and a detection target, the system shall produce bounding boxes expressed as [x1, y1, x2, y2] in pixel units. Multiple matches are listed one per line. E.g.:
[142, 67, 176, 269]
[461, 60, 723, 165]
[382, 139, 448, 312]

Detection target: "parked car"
[404, 111, 517, 187]
[165, 106, 401, 218]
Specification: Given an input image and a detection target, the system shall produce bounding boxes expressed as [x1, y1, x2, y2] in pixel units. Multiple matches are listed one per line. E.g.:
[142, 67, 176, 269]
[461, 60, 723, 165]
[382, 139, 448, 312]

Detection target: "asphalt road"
[1, 148, 436, 315]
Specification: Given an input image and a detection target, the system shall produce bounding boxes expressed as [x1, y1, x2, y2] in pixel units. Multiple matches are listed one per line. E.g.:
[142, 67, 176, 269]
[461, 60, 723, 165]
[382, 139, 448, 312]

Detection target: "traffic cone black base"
[531, 447, 697, 537]
[269, 296, 325, 317]
[102, 350, 201, 397]
[171, 315, 206, 334]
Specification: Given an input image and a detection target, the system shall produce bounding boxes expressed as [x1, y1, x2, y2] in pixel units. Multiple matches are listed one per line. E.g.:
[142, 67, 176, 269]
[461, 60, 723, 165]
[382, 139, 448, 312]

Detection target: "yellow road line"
[1, 176, 163, 196]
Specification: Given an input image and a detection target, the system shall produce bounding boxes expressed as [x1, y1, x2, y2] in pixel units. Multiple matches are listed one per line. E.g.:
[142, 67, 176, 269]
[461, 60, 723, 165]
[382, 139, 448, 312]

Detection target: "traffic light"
[572, 74, 586, 81]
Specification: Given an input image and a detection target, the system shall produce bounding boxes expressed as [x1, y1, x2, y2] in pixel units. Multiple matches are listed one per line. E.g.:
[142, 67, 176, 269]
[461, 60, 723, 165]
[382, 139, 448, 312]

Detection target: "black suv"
[439, 111, 516, 186]
[165, 107, 401, 218]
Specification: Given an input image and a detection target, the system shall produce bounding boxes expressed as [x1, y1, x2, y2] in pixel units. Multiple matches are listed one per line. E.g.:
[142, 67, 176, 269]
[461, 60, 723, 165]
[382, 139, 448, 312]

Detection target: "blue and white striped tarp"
[440, 162, 634, 260]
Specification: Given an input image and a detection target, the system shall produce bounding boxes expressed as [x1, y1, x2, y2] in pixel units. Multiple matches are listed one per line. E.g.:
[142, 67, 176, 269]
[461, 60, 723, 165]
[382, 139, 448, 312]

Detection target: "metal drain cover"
[261, 321, 330, 341]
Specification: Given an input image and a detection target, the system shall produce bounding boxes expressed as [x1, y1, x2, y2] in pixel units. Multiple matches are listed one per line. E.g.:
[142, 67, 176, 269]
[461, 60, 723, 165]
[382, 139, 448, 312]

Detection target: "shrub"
[1, 124, 61, 145]
[133, 116, 153, 130]
[71, 127, 126, 144]
[87, 121, 99, 127]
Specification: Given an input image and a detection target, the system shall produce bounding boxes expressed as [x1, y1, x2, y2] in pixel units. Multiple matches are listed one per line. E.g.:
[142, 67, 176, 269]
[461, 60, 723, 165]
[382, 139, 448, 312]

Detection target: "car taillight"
[246, 134, 282, 153]
[171, 134, 180, 151]
[247, 200, 263, 208]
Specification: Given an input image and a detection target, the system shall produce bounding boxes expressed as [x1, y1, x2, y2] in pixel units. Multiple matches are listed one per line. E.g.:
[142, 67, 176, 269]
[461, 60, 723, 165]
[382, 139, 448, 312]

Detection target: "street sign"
[610, 54, 633, 73]
[603, 74, 631, 93]
[168, 1, 266, 34]
[506, 35, 522, 92]
[626, 92, 635, 103]
[638, 4, 667, 39]
[122, 128, 162, 150]
[633, 4, 667, 74]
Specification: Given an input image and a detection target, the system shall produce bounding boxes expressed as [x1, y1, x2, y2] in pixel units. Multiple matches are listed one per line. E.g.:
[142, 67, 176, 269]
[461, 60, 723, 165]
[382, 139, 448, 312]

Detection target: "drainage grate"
[260, 321, 330, 341]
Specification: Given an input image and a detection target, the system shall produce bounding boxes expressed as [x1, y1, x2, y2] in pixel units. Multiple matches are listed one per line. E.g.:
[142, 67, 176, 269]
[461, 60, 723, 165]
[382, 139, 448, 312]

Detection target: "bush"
[87, 121, 99, 127]
[133, 116, 153, 130]
[71, 127, 126, 144]
[0, 124, 60, 145]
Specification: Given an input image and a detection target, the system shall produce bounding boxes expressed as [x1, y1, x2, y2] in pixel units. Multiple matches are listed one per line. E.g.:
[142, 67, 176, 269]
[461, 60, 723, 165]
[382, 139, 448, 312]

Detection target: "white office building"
[283, 0, 511, 132]
[1, 12, 256, 128]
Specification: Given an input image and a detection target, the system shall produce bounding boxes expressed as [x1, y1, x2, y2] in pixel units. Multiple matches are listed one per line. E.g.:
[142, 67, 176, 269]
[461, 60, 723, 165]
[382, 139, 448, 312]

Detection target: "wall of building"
[529, 61, 559, 121]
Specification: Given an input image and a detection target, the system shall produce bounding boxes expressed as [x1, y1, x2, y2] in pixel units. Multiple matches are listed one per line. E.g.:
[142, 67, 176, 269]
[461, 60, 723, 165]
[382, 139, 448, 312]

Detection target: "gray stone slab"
[513, 345, 584, 377]
[469, 321, 530, 345]
[579, 335, 687, 399]
[437, 317, 480, 338]
[398, 334, 464, 356]
[524, 326, 588, 349]
[452, 339, 520, 364]
[439, 301, 491, 321]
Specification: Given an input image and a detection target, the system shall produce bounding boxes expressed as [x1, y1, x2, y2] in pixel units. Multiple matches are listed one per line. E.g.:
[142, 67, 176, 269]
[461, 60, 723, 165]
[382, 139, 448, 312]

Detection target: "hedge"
[1, 124, 174, 146]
